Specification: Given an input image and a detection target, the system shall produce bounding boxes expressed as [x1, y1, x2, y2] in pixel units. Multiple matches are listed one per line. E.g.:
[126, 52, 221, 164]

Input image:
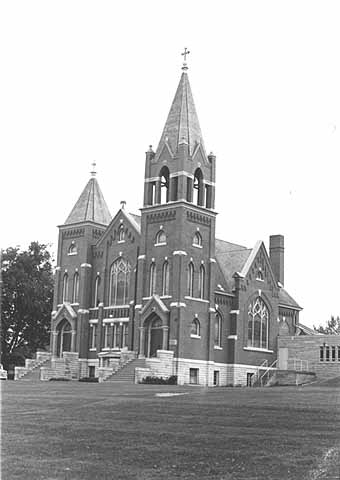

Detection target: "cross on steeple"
[91, 161, 97, 177]
[181, 47, 190, 71]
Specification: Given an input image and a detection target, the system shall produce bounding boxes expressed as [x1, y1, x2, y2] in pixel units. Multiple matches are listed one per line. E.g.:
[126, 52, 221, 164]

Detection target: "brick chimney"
[269, 235, 284, 286]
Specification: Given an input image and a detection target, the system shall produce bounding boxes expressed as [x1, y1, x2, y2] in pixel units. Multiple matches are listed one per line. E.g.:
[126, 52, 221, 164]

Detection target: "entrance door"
[56, 319, 72, 357]
[148, 317, 163, 357]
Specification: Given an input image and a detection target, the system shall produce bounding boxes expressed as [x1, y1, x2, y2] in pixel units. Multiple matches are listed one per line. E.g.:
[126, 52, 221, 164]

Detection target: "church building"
[47, 59, 302, 386]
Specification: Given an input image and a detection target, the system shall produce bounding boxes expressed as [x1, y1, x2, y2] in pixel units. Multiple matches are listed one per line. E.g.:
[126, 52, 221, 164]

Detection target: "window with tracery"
[199, 265, 205, 299]
[214, 313, 222, 347]
[149, 263, 156, 296]
[247, 297, 269, 349]
[155, 230, 166, 245]
[187, 262, 194, 297]
[72, 272, 79, 303]
[118, 225, 125, 242]
[162, 261, 169, 296]
[193, 232, 202, 247]
[109, 258, 131, 305]
[191, 318, 200, 337]
[62, 274, 69, 302]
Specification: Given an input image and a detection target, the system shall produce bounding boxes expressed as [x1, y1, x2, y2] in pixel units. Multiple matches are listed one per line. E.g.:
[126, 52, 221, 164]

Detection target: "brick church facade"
[47, 64, 303, 386]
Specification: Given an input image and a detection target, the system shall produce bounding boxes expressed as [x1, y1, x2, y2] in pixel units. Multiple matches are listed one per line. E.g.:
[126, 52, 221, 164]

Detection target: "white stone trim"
[184, 296, 209, 303]
[214, 346, 223, 350]
[170, 302, 186, 308]
[138, 254, 146, 260]
[230, 310, 240, 315]
[78, 309, 89, 314]
[210, 258, 216, 263]
[155, 242, 167, 247]
[81, 263, 92, 268]
[173, 250, 187, 256]
[103, 318, 129, 324]
[190, 334, 201, 339]
[134, 304, 142, 310]
[243, 347, 274, 354]
[192, 244, 203, 249]
[228, 335, 238, 340]
[89, 319, 98, 325]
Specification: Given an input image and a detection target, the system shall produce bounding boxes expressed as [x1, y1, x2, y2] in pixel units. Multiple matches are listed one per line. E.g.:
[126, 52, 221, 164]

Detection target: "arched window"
[193, 168, 204, 206]
[160, 166, 170, 204]
[155, 230, 166, 245]
[187, 262, 194, 297]
[247, 297, 269, 349]
[62, 274, 69, 302]
[94, 275, 100, 306]
[72, 272, 79, 303]
[199, 265, 205, 299]
[118, 225, 125, 242]
[109, 258, 131, 305]
[68, 243, 77, 255]
[162, 261, 170, 296]
[191, 318, 200, 337]
[193, 232, 202, 247]
[149, 263, 156, 296]
[214, 313, 222, 347]
[256, 269, 264, 281]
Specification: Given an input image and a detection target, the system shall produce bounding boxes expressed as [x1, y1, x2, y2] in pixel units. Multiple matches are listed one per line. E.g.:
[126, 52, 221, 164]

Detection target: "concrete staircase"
[104, 358, 146, 383]
[15, 354, 51, 381]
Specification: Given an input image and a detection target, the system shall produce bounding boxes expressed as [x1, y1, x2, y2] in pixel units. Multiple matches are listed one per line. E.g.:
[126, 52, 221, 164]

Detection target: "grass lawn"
[2, 381, 340, 479]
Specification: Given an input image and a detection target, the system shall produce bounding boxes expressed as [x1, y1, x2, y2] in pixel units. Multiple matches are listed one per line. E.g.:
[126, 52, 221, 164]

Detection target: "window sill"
[214, 346, 223, 350]
[117, 240, 125, 244]
[184, 296, 209, 303]
[243, 347, 273, 354]
[256, 278, 264, 282]
[89, 348, 97, 352]
[192, 244, 203, 249]
[160, 295, 172, 299]
[68, 252, 77, 256]
[190, 334, 201, 339]
[154, 242, 167, 247]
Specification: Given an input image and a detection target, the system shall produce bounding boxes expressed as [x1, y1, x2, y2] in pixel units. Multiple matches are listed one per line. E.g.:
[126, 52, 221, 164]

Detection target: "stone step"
[105, 358, 146, 383]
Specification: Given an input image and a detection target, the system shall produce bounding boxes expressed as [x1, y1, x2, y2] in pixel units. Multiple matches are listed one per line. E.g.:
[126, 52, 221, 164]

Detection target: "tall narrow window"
[199, 265, 205, 299]
[190, 318, 200, 337]
[149, 182, 156, 205]
[193, 232, 202, 247]
[187, 262, 194, 297]
[320, 346, 324, 362]
[162, 261, 170, 296]
[247, 297, 269, 349]
[103, 324, 110, 348]
[149, 263, 156, 296]
[62, 274, 69, 303]
[109, 258, 131, 305]
[186, 177, 193, 202]
[171, 176, 178, 201]
[89, 324, 97, 350]
[72, 272, 79, 303]
[94, 276, 100, 306]
[214, 313, 222, 347]
[118, 225, 125, 242]
[160, 166, 170, 204]
[193, 168, 204, 206]
[205, 184, 212, 208]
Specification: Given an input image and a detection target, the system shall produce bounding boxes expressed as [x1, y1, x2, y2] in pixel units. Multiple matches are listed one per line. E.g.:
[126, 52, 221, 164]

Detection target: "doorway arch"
[145, 316, 163, 357]
[56, 318, 72, 357]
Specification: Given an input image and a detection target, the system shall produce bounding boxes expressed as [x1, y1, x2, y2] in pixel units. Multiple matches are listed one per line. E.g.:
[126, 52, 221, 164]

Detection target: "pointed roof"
[65, 176, 112, 226]
[155, 71, 206, 161]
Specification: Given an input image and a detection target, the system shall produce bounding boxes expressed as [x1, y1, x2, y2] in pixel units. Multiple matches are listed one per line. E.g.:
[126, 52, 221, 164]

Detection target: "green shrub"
[79, 377, 99, 383]
[140, 375, 177, 385]
[48, 377, 70, 381]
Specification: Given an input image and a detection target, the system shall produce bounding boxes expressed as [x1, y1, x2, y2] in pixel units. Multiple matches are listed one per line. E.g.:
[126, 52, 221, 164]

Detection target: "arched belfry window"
[118, 225, 125, 242]
[214, 312, 222, 347]
[149, 262, 156, 296]
[199, 265, 205, 299]
[62, 274, 69, 302]
[162, 261, 169, 296]
[109, 258, 131, 305]
[193, 168, 204, 206]
[160, 166, 170, 204]
[187, 262, 194, 297]
[193, 232, 202, 247]
[247, 297, 269, 349]
[155, 230, 166, 245]
[72, 272, 79, 303]
[191, 318, 200, 337]
[68, 243, 77, 255]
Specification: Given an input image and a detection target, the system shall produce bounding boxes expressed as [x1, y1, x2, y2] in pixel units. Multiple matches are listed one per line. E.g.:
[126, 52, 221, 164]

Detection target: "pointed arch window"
[62, 274, 69, 303]
[160, 166, 170, 204]
[247, 297, 269, 349]
[193, 168, 204, 206]
[94, 275, 101, 306]
[118, 225, 125, 242]
[199, 265, 205, 299]
[162, 261, 170, 296]
[109, 258, 131, 306]
[193, 232, 202, 248]
[155, 230, 166, 245]
[214, 313, 222, 348]
[72, 272, 79, 303]
[68, 243, 77, 255]
[187, 262, 194, 297]
[149, 262, 156, 296]
[190, 318, 200, 337]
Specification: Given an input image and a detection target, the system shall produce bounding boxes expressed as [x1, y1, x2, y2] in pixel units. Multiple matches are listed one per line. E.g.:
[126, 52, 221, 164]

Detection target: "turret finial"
[120, 200, 126, 210]
[181, 47, 190, 71]
[91, 161, 97, 177]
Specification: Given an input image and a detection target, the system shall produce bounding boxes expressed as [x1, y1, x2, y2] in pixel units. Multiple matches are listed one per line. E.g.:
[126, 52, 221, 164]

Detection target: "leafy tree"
[314, 316, 340, 335]
[0, 242, 54, 369]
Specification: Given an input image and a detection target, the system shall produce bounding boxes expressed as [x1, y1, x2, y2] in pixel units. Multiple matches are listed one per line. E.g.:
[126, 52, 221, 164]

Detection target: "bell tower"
[134, 52, 218, 370]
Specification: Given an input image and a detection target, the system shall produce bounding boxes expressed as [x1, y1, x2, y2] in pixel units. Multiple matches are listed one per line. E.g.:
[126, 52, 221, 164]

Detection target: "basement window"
[189, 368, 199, 385]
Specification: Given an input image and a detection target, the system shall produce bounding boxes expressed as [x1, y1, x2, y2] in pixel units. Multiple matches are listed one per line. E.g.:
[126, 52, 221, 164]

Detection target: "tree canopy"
[0, 242, 54, 368]
[314, 316, 340, 335]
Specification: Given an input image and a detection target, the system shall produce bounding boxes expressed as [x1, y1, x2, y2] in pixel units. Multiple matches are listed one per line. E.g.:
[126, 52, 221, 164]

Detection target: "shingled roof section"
[155, 71, 206, 161]
[215, 238, 252, 289]
[278, 287, 302, 310]
[65, 177, 112, 226]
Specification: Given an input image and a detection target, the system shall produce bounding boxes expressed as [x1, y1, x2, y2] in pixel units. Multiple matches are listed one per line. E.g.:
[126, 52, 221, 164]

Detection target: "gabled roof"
[155, 71, 206, 161]
[65, 177, 112, 226]
[278, 287, 302, 310]
[126, 212, 141, 232]
[296, 323, 319, 335]
[215, 238, 252, 288]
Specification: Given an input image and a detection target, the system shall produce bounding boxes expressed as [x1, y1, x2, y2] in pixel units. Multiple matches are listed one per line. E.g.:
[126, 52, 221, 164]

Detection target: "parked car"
[0, 364, 8, 380]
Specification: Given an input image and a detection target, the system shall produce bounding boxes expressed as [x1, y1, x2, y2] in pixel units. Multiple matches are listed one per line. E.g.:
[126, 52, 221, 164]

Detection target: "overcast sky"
[1, 1, 339, 328]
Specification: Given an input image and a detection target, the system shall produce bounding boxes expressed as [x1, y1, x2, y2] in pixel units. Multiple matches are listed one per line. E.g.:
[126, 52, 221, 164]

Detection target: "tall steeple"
[65, 163, 112, 225]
